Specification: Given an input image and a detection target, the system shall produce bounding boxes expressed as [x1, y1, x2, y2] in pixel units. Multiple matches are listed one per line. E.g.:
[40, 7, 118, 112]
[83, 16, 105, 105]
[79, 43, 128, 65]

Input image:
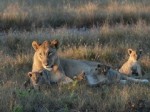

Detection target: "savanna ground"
[0, 0, 150, 112]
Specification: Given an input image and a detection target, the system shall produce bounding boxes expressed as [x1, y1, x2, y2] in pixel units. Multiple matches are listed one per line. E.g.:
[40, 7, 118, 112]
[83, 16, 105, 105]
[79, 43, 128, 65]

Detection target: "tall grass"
[0, 22, 150, 111]
[1, 0, 150, 111]
[0, 0, 150, 30]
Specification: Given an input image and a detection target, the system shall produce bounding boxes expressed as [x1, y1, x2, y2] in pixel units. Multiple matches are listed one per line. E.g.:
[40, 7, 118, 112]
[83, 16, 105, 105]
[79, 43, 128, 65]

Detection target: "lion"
[27, 69, 73, 90]
[119, 48, 143, 77]
[27, 70, 51, 90]
[25, 40, 149, 88]
[90, 64, 149, 85]
[30, 40, 102, 85]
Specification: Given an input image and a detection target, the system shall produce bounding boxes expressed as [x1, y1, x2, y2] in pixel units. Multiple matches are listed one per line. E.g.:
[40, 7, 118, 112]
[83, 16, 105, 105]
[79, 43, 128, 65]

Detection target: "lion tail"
[121, 74, 149, 83]
[120, 74, 149, 84]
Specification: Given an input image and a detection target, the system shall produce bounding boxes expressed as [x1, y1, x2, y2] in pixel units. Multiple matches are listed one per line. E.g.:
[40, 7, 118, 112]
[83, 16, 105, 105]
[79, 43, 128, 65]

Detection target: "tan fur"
[29, 40, 148, 88]
[95, 65, 149, 85]
[119, 48, 142, 77]
[27, 71, 51, 90]
[27, 69, 73, 89]
[95, 65, 120, 84]
[73, 71, 85, 81]
[31, 39, 106, 87]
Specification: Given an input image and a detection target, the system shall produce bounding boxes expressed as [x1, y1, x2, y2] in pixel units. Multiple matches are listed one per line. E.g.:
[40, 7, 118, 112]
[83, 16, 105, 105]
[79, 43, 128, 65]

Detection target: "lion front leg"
[136, 65, 142, 78]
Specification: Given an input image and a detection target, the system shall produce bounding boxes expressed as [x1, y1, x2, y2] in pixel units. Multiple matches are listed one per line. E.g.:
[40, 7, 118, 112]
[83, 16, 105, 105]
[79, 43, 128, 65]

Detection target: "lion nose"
[35, 79, 38, 83]
[35, 78, 39, 83]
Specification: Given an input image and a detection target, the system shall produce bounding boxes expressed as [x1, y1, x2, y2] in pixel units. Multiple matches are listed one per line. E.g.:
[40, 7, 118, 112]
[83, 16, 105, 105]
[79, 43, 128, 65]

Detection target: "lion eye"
[133, 54, 136, 57]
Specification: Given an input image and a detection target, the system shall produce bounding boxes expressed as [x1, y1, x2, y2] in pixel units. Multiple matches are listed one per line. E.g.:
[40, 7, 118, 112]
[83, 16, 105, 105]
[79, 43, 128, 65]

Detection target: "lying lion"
[119, 48, 143, 77]
[27, 70, 73, 90]
[89, 64, 149, 86]
[24, 40, 149, 89]
[29, 40, 102, 86]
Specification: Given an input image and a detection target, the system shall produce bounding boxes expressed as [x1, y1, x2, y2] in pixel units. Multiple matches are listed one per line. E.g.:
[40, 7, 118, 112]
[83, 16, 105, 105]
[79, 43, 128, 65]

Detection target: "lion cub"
[95, 64, 148, 85]
[119, 48, 142, 77]
[95, 64, 121, 84]
[27, 69, 73, 90]
[27, 70, 51, 90]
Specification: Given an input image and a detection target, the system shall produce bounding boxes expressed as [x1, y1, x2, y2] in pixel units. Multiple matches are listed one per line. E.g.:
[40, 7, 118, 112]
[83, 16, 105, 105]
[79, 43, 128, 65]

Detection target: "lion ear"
[137, 49, 143, 60]
[28, 72, 32, 77]
[128, 49, 133, 55]
[102, 65, 110, 71]
[139, 49, 143, 55]
[32, 41, 40, 51]
[50, 40, 59, 49]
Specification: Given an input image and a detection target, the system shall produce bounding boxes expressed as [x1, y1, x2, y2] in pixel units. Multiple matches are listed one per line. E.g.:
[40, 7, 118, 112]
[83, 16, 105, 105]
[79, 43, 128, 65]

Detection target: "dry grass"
[0, 23, 150, 111]
[0, 0, 150, 111]
[0, 0, 150, 30]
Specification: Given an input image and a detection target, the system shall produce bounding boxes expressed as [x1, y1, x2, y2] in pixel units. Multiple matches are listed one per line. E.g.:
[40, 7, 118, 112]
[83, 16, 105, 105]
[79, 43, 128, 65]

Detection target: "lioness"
[27, 40, 148, 88]
[119, 48, 143, 77]
[30, 40, 103, 85]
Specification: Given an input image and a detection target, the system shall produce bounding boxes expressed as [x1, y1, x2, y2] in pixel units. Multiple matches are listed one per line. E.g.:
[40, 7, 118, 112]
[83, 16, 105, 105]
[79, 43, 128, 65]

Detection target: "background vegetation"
[0, 0, 150, 112]
[0, 0, 150, 31]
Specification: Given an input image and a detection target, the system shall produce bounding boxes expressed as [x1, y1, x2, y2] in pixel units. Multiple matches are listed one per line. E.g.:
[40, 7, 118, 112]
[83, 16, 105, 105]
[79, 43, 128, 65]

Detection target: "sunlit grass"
[0, 0, 150, 111]
[0, 22, 150, 111]
[0, 0, 150, 30]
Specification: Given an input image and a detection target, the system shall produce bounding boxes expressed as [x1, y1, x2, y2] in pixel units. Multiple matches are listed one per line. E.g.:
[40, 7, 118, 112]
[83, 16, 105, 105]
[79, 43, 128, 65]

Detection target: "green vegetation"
[0, 0, 150, 112]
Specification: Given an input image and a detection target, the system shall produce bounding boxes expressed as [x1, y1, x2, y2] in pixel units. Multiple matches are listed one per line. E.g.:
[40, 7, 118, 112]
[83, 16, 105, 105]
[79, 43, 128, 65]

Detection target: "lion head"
[27, 71, 44, 89]
[93, 64, 120, 84]
[96, 64, 111, 76]
[32, 40, 59, 71]
[128, 48, 142, 61]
